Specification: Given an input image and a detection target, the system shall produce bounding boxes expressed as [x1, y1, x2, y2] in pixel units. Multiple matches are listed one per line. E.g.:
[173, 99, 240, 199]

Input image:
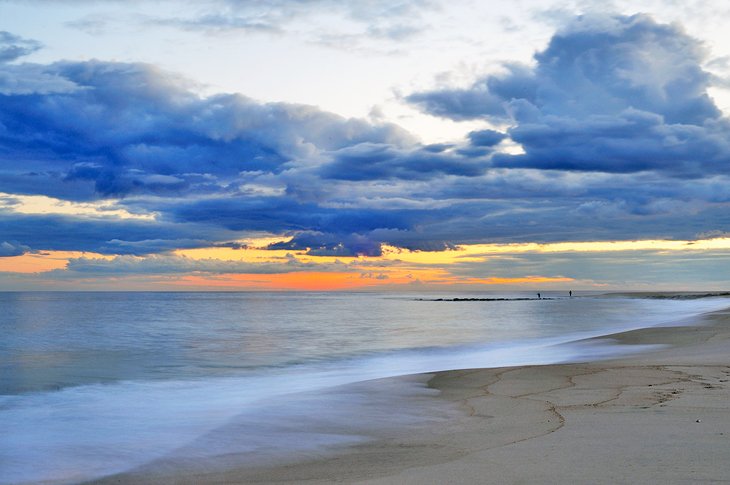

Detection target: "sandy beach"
[94, 304, 730, 485]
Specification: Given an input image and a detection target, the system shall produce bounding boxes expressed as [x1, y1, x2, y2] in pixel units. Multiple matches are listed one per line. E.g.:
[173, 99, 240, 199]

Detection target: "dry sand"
[93, 306, 730, 485]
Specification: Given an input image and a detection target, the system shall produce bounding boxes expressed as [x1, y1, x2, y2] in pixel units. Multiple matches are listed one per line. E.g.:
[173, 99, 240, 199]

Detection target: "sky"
[1, 0, 730, 291]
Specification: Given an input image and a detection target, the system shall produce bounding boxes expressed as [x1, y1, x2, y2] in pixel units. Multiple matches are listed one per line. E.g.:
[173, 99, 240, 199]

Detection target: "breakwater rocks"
[416, 297, 555, 302]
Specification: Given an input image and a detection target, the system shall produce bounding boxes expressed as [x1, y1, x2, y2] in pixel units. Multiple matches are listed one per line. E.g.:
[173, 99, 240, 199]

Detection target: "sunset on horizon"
[4, 2, 730, 484]
[2, 1, 730, 291]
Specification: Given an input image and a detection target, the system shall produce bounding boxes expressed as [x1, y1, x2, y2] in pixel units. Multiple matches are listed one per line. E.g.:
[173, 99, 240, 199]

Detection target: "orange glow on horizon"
[167, 270, 572, 291]
[174, 272, 402, 291]
[1, 236, 728, 290]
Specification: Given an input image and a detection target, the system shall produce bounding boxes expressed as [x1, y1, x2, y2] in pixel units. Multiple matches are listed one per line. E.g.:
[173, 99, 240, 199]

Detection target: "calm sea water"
[1, 291, 729, 483]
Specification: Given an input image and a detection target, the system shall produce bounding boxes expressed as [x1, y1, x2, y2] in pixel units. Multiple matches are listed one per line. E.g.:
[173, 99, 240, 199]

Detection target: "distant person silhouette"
[537, 292, 541, 300]
[569, 290, 572, 298]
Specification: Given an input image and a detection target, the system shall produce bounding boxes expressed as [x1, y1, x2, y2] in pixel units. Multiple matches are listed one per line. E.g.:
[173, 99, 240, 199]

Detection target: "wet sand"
[93, 305, 730, 484]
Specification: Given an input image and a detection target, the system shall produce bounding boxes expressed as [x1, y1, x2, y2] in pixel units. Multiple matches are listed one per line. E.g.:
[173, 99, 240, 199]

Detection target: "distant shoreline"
[416, 291, 730, 302]
[606, 291, 730, 299]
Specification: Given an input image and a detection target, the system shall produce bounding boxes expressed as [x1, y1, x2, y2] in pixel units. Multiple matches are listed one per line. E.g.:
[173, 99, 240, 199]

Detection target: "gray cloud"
[63, 253, 331, 275]
[319, 143, 489, 181]
[2, 14, 730, 264]
[0, 31, 42, 63]
[150, 13, 282, 35]
[0, 212, 242, 255]
[408, 14, 730, 175]
[0, 241, 29, 257]
[62, 0, 435, 46]
[446, 248, 730, 288]
[0, 59, 414, 200]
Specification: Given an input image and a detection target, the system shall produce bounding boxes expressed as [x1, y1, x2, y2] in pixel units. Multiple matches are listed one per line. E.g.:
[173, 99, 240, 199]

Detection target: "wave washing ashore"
[2, 292, 730, 484]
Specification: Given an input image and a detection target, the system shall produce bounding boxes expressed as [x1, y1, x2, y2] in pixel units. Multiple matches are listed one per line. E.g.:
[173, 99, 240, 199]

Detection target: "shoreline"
[92, 304, 730, 484]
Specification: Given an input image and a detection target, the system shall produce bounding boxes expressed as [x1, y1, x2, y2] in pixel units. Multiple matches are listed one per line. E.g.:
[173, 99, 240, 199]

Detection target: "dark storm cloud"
[0, 241, 29, 257]
[0, 59, 414, 199]
[267, 232, 384, 257]
[467, 129, 506, 147]
[406, 86, 505, 121]
[169, 196, 416, 233]
[2, 13, 730, 263]
[0, 212, 240, 255]
[406, 63, 536, 121]
[409, 15, 718, 123]
[408, 14, 730, 175]
[319, 143, 488, 181]
[0, 46, 434, 257]
[493, 109, 730, 175]
[169, 195, 429, 255]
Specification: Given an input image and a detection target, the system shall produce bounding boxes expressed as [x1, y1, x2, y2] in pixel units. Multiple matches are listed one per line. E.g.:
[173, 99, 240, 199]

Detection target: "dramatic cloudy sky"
[2, 0, 730, 291]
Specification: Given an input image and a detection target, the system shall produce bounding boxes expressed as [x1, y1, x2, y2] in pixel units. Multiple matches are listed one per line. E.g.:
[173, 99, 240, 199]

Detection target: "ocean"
[1, 291, 729, 484]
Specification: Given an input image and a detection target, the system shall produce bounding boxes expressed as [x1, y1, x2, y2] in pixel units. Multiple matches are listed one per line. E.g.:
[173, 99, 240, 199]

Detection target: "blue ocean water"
[1, 291, 728, 484]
